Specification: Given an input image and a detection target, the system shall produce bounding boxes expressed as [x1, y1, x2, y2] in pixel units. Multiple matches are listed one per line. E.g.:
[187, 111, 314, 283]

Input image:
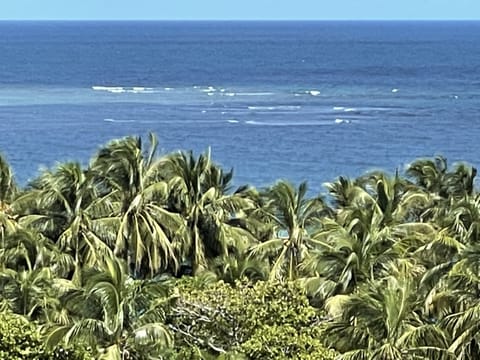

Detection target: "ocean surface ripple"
[0, 21, 479, 190]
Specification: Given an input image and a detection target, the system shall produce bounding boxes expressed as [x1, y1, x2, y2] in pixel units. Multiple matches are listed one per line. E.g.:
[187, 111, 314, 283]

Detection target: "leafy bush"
[240, 325, 336, 360]
[0, 311, 92, 360]
[166, 278, 335, 359]
[0, 311, 47, 360]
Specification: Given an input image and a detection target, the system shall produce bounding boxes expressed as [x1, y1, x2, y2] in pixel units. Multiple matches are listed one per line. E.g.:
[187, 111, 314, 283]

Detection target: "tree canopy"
[1, 134, 479, 359]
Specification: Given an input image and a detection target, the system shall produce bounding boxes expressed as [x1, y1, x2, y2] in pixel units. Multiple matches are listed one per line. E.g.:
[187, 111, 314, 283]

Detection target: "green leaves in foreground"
[168, 278, 336, 359]
[0, 311, 91, 360]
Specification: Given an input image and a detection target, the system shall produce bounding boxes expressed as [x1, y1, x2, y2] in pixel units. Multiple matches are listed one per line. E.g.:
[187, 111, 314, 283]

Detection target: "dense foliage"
[0, 311, 92, 360]
[167, 278, 335, 359]
[1, 133, 480, 359]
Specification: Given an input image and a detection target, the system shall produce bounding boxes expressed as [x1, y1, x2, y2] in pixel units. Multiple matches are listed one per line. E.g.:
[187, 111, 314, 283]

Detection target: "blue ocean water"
[1, 21, 480, 191]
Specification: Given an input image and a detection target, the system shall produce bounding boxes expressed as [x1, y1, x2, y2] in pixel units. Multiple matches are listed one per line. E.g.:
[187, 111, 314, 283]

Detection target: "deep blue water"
[1, 21, 480, 191]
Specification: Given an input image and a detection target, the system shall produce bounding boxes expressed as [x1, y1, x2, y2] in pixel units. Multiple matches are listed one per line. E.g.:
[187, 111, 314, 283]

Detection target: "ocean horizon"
[1, 20, 479, 190]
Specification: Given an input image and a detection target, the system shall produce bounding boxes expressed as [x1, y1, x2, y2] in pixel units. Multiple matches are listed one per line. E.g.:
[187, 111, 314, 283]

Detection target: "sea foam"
[248, 105, 301, 111]
[92, 86, 155, 94]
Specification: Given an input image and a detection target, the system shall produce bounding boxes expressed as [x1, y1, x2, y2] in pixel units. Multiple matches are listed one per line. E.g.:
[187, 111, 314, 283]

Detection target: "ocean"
[1, 21, 480, 191]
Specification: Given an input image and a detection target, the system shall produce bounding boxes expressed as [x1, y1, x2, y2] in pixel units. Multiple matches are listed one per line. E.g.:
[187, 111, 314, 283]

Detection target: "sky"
[1, 0, 479, 21]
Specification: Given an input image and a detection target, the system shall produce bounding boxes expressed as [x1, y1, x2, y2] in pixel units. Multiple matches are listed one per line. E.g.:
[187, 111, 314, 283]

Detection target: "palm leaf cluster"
[0, 134, 479, 359]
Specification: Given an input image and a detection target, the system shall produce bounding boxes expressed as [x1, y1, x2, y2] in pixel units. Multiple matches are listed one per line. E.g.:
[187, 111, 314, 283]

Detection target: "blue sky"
[1, 0, 478, 20]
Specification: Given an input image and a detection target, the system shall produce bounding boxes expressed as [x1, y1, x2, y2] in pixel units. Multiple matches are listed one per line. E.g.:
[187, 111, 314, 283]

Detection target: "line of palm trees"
[1, 133, 480, 359]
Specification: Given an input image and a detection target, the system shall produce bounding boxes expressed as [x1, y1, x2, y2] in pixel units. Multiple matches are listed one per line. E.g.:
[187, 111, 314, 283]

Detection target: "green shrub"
[240, 325, 336, 360]
[166, 279, 335, 359]
[0, 311, 92, 360]
[0, 311, 47, 360]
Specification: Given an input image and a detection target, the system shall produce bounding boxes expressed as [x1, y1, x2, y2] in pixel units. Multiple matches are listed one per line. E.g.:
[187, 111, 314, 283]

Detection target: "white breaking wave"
[248, 106, 276, 110]
[227, 119, 239, 123]
[392, 88, 399, 93]
[104, 118, 136, 123]
[333, 106, 357, 113]
[92, 86, 123, 92]
[201, 86, 216, 92]
[92, 86, 155, 94]
[247, 105, 301, 111]
[308, 90, 321, 96]
[130, 90, 156, 94]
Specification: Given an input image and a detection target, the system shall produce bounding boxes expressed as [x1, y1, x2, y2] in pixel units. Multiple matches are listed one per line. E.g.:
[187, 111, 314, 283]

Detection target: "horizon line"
[0, 18, 479, 22]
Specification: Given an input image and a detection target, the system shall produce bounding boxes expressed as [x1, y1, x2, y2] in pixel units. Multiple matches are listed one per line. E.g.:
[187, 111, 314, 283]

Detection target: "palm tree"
[440, 242, 480, 359]
[434, 195, 480, 246]
[0, 228, 73, 276]
[305, 215, 388, 296]
[91, 134, 185, 278]
[0, 154, 18, 242]
[0, 153, 17, 203]
[301, 171, 444, 305]
[407, 156, 477, 199]
[407, 156, 449, 197]
[45, 256, 173, 359]
[0, 266, 54, 319]
[13, 162, 115, 283]
[209, 253, 268, 284]
[250, 180, 328, 281]
[324, 175, 371, 210]
[325, 262, 453, 359]
[160, 148, 256, 275]
[357, 171, 431, 225]
[444, 163, 477, 198]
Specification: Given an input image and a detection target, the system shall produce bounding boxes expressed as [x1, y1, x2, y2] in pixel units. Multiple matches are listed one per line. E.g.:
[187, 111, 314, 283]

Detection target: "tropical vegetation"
[1, 133, 480, 359]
